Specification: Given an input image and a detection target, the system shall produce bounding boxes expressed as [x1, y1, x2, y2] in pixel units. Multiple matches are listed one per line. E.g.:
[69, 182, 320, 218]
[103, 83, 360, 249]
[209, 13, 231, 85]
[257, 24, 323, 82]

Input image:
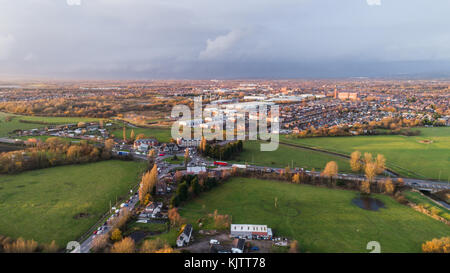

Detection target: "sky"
[1, 0, 450, 79]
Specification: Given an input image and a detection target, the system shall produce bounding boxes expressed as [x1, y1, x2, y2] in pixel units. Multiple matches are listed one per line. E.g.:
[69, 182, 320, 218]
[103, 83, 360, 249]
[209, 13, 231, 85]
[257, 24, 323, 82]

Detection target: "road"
[244, 165, 450, 191]
[79, 192, 140, 253]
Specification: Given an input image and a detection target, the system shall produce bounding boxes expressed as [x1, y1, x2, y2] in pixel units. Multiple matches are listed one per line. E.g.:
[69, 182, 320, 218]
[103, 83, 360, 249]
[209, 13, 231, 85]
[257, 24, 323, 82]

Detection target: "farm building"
[230, 224, 273, 240]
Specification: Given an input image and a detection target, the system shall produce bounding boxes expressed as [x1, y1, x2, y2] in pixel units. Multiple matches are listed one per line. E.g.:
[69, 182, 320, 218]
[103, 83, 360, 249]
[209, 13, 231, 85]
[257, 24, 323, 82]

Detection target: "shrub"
[394, 192, 408, 205]
[422, 237, 450, 253]
[3, 237, 38, 253]
[289, 240, 299, 253]
[140, 238, 177, 253]
[42, 240, 59, 253]
[110, 237, 135, 253]
[110, 228, 123, 242]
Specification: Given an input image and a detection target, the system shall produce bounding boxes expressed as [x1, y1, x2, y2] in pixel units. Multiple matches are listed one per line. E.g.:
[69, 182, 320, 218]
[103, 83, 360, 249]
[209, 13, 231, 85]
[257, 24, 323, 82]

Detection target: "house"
[144, 202, 162, 213]
[231, 238, 245, 253]
[230, 224, 273, 240]
[134, 138, 158, 149]
[176, 137, 201, 147]
[176, 224, 193, 247]
[137, 143, 149, 152]
[161, 143, 179, 153]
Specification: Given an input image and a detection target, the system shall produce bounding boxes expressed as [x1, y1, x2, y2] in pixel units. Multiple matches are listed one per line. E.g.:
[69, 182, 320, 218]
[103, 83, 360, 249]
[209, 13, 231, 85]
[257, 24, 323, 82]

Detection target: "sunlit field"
[281, 127, 450, 180]
[180, 177, 450, 253]
[0, 160, 145, 247]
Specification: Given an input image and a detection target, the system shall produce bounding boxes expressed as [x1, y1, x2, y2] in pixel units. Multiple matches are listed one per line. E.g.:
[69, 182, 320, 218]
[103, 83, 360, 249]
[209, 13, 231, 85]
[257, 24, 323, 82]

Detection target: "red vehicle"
[158, 153, 165, 156]
[214, 161, 228, 166]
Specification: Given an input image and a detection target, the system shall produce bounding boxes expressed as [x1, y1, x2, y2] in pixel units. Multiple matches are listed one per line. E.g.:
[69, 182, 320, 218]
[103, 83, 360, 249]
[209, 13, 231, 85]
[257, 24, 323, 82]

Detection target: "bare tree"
[110, 237, 135, 253]
[384, 178, 395, 195]
[350, 150, 362, 172]
[375, 154, 386, 175]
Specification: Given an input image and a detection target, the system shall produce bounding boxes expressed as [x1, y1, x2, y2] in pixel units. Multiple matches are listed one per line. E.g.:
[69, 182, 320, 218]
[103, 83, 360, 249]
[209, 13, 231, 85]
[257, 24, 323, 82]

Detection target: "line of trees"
[199, 138, 243, 160]
[290, 117, 424, 139]
[349, 151, 386, 195]
[0, 137, 115, 174]
[170, 174, 220, 207]
[0, 235, 59, 253]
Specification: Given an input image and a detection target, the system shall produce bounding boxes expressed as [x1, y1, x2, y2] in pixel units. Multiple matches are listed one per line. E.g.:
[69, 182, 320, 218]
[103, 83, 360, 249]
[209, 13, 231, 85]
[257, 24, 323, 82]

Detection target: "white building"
[187, 166, 207, 174]
[230, 224, 273, 240]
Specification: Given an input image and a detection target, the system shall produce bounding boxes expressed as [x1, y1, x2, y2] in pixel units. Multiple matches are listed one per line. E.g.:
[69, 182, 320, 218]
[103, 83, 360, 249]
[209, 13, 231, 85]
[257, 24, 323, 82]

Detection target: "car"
[251, 246, 259, 251]
[210, 239, 220, 245]
[159, 153, 165, 156]
[93, 230, 98, 235]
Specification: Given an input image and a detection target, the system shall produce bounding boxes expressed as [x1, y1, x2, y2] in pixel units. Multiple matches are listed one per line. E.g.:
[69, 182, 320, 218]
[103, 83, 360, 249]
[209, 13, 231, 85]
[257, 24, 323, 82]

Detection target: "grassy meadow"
[233, 141, 352, 173]
[0, 112, 99, 137]
[281, 127, 450, 180]
[0, 160, 146, 247]
[179, 177, 450, 253]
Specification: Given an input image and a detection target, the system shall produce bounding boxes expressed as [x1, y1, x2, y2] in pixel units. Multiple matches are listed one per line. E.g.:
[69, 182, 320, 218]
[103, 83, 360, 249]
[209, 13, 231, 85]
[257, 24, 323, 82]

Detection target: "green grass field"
[164, 156, 185, 165]
[232, 141, 352, 172]
[111, 126, 172, 143]
[15, 135, 81, 143]
[281, 127, 450, 180]
[17, 115, 98, 124]
[179, 177, 450, 253]
[124, 222, 169, 237]
[0, 160, 146, 247]
[0, 112, 99, 137]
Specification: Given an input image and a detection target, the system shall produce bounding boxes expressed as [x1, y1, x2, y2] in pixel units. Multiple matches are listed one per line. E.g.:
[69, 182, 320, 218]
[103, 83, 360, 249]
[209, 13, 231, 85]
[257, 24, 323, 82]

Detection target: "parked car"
[210, 239, 220, 245]
[251, 246, 259, 251]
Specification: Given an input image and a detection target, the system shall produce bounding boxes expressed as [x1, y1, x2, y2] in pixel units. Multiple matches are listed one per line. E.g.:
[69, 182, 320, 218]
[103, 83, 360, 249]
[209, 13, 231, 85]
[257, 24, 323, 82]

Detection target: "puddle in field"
[352, 196, 385, 211]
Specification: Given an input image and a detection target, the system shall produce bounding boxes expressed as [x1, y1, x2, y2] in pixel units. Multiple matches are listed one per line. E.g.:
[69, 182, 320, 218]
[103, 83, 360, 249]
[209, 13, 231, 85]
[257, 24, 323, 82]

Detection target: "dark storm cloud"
[1, 0, 450, 79]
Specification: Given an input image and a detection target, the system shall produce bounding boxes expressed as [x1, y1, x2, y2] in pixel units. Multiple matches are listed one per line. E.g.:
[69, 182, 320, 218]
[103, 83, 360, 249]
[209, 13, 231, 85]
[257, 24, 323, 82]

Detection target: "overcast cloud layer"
[1, 0, 450, 79]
